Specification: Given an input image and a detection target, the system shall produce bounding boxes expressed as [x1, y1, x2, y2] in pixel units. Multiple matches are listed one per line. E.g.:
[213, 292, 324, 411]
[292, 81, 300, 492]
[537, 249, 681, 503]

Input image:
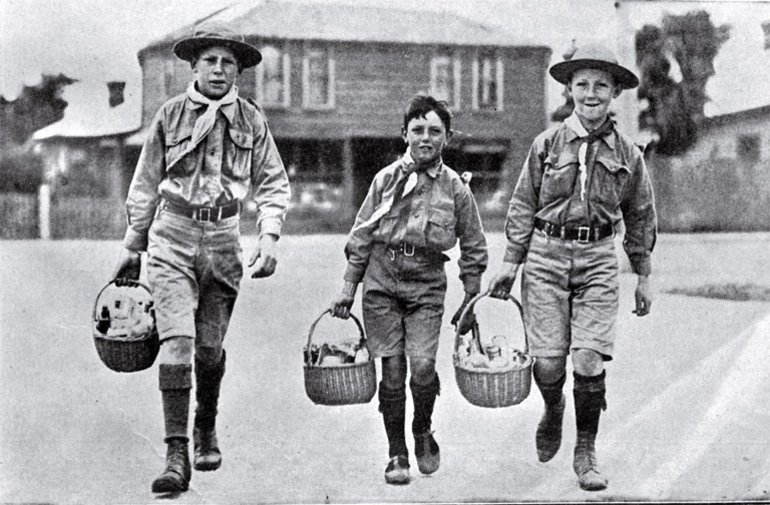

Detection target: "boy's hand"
[112, 248, 141, 285]
[488, 262, 521, 299]
[451, 291, 476, 335]
[633, 275, 652, 317]
[249, 234, 278, 278]
[330, 281, 358, 319]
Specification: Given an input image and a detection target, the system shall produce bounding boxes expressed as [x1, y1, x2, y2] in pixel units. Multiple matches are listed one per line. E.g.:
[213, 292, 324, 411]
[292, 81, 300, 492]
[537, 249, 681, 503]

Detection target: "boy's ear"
[402, 128, 408, 144]
[446, 129, 454, 143]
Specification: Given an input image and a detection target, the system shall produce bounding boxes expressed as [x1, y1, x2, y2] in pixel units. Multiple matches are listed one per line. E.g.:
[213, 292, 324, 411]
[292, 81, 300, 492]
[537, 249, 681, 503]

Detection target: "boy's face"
[192, 45, 239, 100]
[568, 68, 621, 130]
[402, 111, 452, 167]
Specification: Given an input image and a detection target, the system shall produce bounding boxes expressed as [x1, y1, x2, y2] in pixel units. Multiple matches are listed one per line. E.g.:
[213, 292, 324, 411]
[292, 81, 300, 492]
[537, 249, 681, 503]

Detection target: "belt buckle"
[402, 244, 415, 257]
[577, 226, 590, 243]
[198, 208, 212, 222]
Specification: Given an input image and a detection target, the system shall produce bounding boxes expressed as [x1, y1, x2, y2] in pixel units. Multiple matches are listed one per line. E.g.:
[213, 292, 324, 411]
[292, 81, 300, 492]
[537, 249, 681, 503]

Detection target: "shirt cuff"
[122, 227, 148, 252]
[630, 256, 652, 277]
[343, 262, 366, 285]
[503, 244, 527, 265]
[258, 216, 283, 238]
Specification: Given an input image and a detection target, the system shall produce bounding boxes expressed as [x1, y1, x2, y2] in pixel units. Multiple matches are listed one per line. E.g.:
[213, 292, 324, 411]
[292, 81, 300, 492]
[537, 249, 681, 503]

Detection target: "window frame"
[430, 51, 461, 110]
[472, 50, 504, 111]
[255, 43, 291, 108]
[302, 45, 336, 110]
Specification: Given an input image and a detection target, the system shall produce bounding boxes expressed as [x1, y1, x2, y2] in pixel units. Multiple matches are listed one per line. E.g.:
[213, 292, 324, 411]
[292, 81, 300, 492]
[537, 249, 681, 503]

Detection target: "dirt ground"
[1, 232, 769, 504]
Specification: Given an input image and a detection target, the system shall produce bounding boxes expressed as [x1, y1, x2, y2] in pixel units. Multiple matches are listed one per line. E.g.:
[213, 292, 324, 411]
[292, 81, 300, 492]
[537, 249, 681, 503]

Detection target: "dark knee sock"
[410, 373, 440, 435]
[159, 364, 192, 443]
[194, 350, 226, 432]
[573, 371, 607, 435]
[379, 381, 407, 458]
[535, 371, 566, 407]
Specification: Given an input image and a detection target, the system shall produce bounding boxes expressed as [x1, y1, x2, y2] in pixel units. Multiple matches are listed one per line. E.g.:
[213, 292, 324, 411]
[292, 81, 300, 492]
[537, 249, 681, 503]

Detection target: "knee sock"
[159, 363, 192, 444]
[573, 370, 607, 435]
[194, 350, 226, 432]
[535, 371, 566, 407]
[379, 382, 407, 458]
[410, 373, 440, 435]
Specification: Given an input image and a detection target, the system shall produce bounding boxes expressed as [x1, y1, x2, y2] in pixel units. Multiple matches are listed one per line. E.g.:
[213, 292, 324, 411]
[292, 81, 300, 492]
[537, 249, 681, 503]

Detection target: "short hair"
[403, 94, 452, 133]
[190, 43, 244, 73]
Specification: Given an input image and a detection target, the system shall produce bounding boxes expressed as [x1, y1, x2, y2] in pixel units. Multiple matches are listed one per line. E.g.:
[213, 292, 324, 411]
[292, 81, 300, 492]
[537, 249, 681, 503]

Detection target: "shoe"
[151, 439, 191, 493]
[414, 431, 440, 474]
[536, 394, 565, 462]
[573, 432, 608, 491]
[384, 455, 410, 485]
[193, 427, 222, 471]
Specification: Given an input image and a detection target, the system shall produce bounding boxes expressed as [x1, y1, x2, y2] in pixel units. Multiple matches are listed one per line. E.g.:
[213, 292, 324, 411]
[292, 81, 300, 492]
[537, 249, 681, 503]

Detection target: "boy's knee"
[159, 336, 194, 365]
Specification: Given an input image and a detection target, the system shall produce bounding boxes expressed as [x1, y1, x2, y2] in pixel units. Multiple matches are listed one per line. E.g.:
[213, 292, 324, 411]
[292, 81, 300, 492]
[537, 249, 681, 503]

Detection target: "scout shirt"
[503, 112, 657, 276]
[122, 87, 290, 251]
[344, 152, 488, 294]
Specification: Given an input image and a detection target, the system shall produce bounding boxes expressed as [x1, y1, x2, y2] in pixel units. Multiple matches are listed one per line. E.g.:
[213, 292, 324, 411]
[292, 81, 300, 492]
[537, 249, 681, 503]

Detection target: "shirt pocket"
[223, 127, 253, 181]
[540, 153, 578, 204]
[592, 157, 631, 209]
[164, 124, 195, 176]
[426, 208, 457, 251]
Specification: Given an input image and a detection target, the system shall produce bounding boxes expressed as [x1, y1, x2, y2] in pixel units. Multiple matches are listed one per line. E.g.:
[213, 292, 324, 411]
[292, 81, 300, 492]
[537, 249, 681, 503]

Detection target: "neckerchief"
[167, 83, 238, 172]
[565, 112, 615, 201]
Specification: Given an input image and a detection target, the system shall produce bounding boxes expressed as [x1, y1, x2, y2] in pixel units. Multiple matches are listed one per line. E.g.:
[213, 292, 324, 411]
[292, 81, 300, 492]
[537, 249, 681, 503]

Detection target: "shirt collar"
[401, 150, 443, 178]
[564, 111, 616, 149]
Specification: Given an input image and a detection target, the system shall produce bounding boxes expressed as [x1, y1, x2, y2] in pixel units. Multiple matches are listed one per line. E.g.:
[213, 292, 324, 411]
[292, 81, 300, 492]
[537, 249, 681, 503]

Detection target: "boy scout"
[488, 44, 657, 491]
[330, 94, 488, 484]
[111, 22, 290, 493]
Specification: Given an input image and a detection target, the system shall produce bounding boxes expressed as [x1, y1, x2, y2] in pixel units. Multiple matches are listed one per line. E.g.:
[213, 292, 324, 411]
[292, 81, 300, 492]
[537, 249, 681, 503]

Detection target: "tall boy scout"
[111, 22, 290, 493]
[330, 94, 488, 484]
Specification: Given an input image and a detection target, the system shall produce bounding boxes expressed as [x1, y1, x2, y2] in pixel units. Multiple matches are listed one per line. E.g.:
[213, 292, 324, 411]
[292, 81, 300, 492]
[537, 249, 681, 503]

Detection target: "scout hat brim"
[549, 44, 639, 90]
[173, 23, 262, 69]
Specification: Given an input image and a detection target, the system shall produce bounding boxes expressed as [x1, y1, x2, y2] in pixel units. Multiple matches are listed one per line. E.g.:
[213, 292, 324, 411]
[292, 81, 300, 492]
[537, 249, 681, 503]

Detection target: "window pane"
[432, 57, 453, 104]
[478, 54, 498, 109]
[307, 51, 329, 106]
[261, 45, 284, 104]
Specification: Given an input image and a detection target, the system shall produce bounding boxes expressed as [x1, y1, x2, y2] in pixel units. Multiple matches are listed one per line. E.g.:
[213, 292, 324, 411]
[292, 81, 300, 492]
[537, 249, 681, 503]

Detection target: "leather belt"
[534, 218, 614, 243]
[383, 243, 448, 263]
[163, 200, 241, 222]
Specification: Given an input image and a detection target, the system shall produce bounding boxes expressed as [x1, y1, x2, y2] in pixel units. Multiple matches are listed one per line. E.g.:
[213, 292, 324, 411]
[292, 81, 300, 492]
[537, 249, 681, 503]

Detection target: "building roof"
[701, 103, 770, 132]
[140, 0, 543, 58]
[33, 81, 141, 141]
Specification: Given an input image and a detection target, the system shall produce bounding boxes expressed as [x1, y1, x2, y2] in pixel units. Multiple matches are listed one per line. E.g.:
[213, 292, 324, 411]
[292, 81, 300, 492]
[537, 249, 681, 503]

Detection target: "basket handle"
[92, 279, 153, 322]
[305, 309, 367, 366]
[453, 290, 528, 355]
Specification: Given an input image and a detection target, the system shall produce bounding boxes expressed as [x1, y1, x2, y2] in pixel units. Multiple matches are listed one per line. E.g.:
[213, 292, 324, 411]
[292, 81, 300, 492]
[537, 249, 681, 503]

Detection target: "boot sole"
[385, 471, 410, 485]
[151, 476, 189, 493]
[194, 459, 222, 472]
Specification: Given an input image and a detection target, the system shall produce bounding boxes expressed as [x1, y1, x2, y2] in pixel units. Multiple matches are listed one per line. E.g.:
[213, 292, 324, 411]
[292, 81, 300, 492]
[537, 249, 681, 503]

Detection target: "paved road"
[1, 233, 769, 503]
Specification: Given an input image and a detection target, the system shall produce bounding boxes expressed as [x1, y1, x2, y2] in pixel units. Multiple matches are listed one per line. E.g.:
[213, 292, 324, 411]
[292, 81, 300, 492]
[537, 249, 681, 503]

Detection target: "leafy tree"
[636, 11, 730, 155]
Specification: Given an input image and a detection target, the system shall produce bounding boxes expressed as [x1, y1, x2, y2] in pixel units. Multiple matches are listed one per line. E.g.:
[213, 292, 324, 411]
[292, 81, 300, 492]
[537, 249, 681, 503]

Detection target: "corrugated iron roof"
[142, 0, 543, 56]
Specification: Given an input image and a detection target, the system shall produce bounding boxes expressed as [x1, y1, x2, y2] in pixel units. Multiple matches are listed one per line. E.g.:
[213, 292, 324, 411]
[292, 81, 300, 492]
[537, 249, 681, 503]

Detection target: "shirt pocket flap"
[228, 128, 253, 149]
[596, 157, 630, 174]
[427, 212, 456, 229]
[165, 125, 193, 147]
[546, 152, 578, 170]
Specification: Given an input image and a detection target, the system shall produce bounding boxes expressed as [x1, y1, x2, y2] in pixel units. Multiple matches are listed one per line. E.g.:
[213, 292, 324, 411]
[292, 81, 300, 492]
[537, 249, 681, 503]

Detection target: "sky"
[3, 0, 770, 122]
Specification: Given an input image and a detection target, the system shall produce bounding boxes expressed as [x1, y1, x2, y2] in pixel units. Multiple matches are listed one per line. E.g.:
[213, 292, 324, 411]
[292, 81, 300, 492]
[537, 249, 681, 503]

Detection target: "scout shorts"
[521, 229, 619, 360]
[146, 209, 243, 354]
[362, 244, 447, 361]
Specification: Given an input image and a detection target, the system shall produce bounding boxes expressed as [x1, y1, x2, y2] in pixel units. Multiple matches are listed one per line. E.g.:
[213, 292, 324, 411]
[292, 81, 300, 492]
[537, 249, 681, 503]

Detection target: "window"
[302, 46, 335, 109]
[430, 53, 461, 108]
[737, 135, 760, 163]
[256, 44, 290, 107]
[472, 51, 504, 111]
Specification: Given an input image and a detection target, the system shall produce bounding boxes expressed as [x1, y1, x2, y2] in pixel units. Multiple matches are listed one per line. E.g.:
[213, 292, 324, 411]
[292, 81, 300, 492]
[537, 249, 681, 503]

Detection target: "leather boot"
[534, 372, 566, 462]
[573, 371, 608, 491]
[151, 438, 191, 493]
[411, 374, 440, 475]
[379, 382, 410, 484]
[194, 351, 225, 471]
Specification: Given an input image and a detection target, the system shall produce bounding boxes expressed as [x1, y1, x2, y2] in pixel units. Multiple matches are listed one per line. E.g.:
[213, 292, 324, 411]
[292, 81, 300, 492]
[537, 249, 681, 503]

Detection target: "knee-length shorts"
[146, 209, 243, 357]
[362, 244, 447, 361]
[521, 230, 619, 361]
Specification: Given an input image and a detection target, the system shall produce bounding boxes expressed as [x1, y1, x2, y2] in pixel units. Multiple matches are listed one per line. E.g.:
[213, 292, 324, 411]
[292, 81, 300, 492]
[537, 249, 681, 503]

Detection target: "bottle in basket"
[485, 345, 510, 369]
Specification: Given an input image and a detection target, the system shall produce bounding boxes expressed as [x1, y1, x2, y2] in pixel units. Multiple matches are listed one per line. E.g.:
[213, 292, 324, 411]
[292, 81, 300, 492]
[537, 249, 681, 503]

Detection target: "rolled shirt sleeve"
[250, 112, 290, 238]
[343, 175, 386, 285]
[454, 180, 488, 294]
[503, 140, 543, 265]
[620, 153, 657, 276]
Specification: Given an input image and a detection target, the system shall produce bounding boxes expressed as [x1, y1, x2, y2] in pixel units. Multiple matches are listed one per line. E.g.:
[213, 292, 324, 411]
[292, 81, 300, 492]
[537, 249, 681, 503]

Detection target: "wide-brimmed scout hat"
[549, 43, 639, 90]
[173, 22, 262, 68]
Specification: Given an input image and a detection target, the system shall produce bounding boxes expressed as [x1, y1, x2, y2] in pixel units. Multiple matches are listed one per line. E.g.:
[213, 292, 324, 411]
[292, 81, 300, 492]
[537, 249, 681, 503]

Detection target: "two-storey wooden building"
[131, 1, 552, 232]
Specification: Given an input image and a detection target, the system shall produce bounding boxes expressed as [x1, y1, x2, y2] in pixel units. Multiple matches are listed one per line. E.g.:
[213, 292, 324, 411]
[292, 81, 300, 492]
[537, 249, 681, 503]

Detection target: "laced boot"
[573, 371, 608, 491]
[411, 375, 440, 474]
[379, 382, 410, 484]
[534, 372, 566, 462]
[194, 351, 225, 471]
[573, 431, 607, 491]
[151, 438, 191, 493]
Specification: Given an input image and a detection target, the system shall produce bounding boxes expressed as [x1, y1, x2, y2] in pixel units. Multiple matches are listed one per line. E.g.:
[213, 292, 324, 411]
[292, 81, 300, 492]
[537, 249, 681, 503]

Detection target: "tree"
[636, 11, 730, 156]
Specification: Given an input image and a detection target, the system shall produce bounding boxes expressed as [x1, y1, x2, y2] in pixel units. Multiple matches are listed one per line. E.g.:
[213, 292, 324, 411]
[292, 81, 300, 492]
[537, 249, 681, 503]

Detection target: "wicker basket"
[92, 280, 159, 373]
[303, 310, 376, 406]
[453, 292, 533, 408]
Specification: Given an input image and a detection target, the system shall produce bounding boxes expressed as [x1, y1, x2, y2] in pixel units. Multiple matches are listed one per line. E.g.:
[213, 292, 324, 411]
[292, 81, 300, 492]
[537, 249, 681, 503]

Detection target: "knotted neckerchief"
[167, 83, 239, 171]
[564, 113, 615, 201]
[357, 150, 440, 229]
